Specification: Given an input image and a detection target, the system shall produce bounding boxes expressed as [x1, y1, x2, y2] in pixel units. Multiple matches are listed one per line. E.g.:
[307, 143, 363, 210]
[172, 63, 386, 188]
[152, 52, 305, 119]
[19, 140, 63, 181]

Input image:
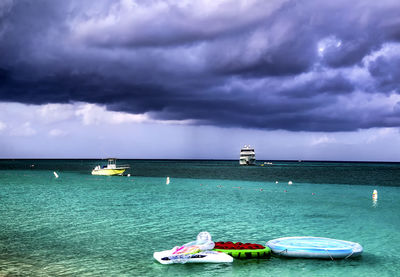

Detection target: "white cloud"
[362, 42, 400, 65]
[0, 121, 6, 131]
[0, 102, 194, 132]
[311, 134, 337, 146]
[74, 103, 194, 125]
[1, 101, 400, 161]
[75, 103, 149, 125]
[71, 0, 285, 47]
[49, 129, 68, 137]
[365, 128, 399, 144]
[37, 103, 76, 123]
[317, 36, 342, 57]
[10, 122, 37, 137]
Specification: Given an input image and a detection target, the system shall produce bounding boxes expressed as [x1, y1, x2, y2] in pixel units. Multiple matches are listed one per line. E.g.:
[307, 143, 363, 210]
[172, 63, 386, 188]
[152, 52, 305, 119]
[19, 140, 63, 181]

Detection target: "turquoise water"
[1, 160, 400, 276]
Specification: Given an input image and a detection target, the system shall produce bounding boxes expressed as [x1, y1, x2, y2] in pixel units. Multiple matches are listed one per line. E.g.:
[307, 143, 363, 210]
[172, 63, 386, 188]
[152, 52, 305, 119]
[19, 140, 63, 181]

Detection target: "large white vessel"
[239, 145, 256, 165]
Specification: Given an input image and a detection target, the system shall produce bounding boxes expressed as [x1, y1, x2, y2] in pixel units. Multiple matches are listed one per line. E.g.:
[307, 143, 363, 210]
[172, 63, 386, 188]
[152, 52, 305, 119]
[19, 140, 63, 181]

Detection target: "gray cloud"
[1, 0, 400, 132]
[368, 53, 400, 93]
[73, 0, 287, 48]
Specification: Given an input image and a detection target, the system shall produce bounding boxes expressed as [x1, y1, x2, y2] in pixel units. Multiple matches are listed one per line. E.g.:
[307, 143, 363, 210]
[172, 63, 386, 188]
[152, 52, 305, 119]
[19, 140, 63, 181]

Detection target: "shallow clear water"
[1, 160, 400, 276]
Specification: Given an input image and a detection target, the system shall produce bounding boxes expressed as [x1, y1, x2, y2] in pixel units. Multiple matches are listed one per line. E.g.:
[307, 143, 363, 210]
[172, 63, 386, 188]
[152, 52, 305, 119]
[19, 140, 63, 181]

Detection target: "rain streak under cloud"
[1, 0, 400, 159]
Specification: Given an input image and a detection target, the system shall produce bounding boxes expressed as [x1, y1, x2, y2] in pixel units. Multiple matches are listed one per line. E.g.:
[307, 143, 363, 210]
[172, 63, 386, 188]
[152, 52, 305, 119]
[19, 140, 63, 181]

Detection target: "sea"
[1, 159, 400, 276]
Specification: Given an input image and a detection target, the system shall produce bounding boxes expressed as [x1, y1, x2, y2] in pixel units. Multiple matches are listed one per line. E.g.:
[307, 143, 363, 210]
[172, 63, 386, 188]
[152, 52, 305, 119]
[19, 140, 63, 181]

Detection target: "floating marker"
[288, 181, 293, 185]
[275, 181, 278, 184]
[166, 176, 170, 185]
[53, 171, 59, 178]
[127, 174, 131, 177]
[372, 189, 378, 200]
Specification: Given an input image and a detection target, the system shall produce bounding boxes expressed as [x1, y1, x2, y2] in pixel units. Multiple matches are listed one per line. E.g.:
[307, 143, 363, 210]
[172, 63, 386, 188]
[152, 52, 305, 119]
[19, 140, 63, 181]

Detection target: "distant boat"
[239, 145, 256, 166]
[53, 171, 59, 178]
[91, 158, 130, 176]
[166, 177, 170, 185]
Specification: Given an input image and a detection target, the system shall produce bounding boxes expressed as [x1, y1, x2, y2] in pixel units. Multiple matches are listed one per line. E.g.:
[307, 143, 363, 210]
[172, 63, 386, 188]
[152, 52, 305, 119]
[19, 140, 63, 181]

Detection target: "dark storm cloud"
[368, 54, 400, 93]
[1, 0, 400, 132]
[280, 73, 354, 99]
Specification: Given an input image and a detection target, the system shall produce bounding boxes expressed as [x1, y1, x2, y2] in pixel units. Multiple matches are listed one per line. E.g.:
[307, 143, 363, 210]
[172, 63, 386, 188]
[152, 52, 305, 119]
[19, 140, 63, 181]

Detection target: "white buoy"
[288, 181, 293, 185]
[166, 177, 170, 185]
[53, 171, 59, 178]
[372, 189, 378, 200]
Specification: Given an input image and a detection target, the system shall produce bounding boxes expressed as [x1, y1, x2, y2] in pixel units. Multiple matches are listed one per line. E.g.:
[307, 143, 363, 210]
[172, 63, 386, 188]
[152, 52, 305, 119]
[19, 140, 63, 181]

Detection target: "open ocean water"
[1, 159, 400, 276]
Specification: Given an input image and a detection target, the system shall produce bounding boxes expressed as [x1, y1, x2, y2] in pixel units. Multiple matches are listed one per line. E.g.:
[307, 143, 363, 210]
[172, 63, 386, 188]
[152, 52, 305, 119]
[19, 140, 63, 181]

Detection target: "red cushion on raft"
[214, 241, 265, 250]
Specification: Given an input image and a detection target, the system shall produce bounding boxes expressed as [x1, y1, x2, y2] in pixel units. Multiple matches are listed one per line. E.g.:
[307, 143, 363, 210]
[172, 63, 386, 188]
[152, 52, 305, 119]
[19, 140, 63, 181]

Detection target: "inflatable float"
[213, 241, 271, 259]
[153, 232, 233, 264]
[154, 250, 233, 264]
[266, 237, 363, 259]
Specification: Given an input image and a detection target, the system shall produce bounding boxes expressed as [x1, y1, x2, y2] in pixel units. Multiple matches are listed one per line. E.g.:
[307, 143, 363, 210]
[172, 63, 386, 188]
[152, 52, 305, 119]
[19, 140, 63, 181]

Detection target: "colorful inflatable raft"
[266, 237, 363, 259]
[153, 232, 233, 264]
[213, 241, 271, 259]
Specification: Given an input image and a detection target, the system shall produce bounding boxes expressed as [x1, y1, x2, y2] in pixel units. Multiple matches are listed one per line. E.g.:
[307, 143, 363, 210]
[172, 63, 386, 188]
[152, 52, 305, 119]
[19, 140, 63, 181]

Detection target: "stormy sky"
[1, 0, 400, 160]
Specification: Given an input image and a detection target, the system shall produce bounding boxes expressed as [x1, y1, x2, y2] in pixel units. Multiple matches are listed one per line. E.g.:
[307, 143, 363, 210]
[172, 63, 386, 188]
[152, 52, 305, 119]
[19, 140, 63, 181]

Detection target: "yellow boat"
[91, 158, 130, 176]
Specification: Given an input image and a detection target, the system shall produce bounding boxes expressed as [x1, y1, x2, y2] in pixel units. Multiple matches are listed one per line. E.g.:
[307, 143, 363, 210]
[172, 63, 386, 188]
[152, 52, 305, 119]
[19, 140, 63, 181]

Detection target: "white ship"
[239, 145, 256, 165]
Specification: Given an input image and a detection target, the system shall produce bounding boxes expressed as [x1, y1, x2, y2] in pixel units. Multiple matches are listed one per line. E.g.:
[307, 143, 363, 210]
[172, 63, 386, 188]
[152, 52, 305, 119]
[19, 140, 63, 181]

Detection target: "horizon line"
[1, 158, 399, 164]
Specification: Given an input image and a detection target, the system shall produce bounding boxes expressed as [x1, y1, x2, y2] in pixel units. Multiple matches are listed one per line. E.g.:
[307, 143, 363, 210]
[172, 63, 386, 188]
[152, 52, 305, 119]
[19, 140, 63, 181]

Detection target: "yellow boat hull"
[91, 168, 126, 176]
